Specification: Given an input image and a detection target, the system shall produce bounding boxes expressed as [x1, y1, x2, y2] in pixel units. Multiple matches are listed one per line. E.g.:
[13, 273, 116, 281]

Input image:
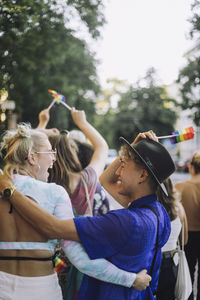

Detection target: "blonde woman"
[0, 124, 151, 300]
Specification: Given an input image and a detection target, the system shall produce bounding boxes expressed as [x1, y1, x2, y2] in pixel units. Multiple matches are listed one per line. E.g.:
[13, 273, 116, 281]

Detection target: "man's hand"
[132, 269, 151, 291]
[131, 130, 158, 146]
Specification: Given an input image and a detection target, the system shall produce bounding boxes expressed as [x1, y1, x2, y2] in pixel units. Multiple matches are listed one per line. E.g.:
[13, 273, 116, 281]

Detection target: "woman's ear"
[27, 153, 37, 166]
[139, 169, 149, 184]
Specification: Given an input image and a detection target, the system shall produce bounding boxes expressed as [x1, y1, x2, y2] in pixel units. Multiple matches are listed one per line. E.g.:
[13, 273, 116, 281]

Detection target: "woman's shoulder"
[171, 215, 181, 226]
[82, 165, 96, 175]
[175, 180, 193, 191]
[14, 175, 68, 201]
[176, 201, 187, 222]
[81, 166, 97, 184]
[14, 174, 37, 188]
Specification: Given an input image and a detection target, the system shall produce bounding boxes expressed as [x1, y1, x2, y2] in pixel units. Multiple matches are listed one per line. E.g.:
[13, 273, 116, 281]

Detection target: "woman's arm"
[9, 188, 77, 240]
[62, 240, 136, 288]
[37, 108, 50, 129]
[99, 157, 129, 207]
[70, 108, 108, 177]
[61, 240, 151, 290]
[36, 108, 59, 136]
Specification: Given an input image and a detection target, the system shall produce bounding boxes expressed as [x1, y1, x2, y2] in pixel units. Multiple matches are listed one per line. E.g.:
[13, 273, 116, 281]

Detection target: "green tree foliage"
[94, 78, 130, 148]
[96, 70, 178, 149]
[177, 0, 200, 125]
[0, 0, 105, 128]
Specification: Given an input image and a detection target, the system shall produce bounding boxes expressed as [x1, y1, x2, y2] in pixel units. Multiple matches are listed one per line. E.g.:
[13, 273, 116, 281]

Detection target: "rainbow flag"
[158, 126, 195, 144]
[53, 256, 67, 274]
[170, 126, 194, 144]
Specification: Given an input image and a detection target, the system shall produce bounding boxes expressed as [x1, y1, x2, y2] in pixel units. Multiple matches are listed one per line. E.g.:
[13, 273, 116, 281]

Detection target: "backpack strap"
[141, 205, 160, 276]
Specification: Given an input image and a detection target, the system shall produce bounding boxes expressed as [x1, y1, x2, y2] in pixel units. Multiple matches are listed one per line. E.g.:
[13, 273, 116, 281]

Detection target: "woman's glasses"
[35, 149, 57, 155]
[24, 149, 57, 160]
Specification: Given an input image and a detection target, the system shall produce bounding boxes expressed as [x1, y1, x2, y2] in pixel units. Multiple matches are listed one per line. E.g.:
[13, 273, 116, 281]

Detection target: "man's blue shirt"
[74, 194, 171, 300]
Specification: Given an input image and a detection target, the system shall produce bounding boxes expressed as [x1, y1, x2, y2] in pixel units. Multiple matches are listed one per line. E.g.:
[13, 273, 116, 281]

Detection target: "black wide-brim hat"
[119, 137, 175, 195]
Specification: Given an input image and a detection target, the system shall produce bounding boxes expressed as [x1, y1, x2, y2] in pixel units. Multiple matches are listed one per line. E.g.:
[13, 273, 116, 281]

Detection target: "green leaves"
[177, 0, 200, 125]
[95, 74, 178, 149]
[0, 0, 103, 129]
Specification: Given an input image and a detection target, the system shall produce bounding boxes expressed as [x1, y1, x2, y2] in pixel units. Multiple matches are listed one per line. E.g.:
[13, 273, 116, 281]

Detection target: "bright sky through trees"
[95, 0, 194, 87]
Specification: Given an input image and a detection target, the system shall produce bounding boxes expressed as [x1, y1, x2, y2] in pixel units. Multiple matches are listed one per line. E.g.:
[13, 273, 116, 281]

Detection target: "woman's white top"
[162, 216, 182, 252]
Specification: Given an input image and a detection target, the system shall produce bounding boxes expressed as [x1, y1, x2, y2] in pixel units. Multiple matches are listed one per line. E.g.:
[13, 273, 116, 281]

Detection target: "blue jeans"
[156, 252, 178, 300]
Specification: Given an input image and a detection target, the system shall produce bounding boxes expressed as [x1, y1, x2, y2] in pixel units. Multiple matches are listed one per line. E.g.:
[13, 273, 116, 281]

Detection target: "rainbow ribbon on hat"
[158, 126, 195, 144]
[48, 89, 71, 110]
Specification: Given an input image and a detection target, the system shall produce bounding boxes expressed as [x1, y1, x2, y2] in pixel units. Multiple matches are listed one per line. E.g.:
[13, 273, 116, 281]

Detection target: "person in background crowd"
[156, 178, 188, 300]
[37, 108, 110, 218]
[74, 140, 110, 216]
[0, 123, 152, 300]
[175, 151, 200, 300]
[68, 130, 86, 143]
[1, 131, 176, 299]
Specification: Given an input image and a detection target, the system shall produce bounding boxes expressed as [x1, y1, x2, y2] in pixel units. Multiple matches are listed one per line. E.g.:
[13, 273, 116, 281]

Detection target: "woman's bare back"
[0, 197, 53, 276]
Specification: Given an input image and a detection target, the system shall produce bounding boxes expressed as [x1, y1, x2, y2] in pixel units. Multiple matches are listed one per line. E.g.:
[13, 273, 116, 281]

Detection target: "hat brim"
[119, 137, 168, 196]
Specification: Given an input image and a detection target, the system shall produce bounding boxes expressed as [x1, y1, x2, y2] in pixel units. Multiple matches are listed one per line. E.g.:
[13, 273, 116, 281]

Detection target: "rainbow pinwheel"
[48, 89, 71, 110]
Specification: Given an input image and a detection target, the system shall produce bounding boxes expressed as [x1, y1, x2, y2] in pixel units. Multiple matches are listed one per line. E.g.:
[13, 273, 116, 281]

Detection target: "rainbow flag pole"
[59, 99, 72, 111]
[47, 99, 56, 110]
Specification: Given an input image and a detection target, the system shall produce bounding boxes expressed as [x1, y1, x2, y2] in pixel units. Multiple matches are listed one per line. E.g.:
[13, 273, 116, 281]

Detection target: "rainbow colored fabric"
[53, 256, 67, 274]
[170, 126, 194, 144]
[48, 89, 66, 105]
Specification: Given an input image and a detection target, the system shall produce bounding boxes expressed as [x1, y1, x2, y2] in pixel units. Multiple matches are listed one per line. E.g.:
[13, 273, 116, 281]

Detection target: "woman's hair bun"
[192, 151, 200, 165]
[15, 123, 31, 138]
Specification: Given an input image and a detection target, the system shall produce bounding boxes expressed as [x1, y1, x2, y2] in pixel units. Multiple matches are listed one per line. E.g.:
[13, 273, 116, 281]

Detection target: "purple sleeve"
[74, 209, 135, 259]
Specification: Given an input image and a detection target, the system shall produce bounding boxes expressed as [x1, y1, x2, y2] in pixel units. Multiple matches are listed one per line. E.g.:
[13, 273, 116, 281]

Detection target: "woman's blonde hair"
[0, 123, 48, 178]
[157, 178, 179, 221]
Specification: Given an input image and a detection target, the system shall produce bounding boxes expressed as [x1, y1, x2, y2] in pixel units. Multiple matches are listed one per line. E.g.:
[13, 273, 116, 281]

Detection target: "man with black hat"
[0, 131, 175, 299]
